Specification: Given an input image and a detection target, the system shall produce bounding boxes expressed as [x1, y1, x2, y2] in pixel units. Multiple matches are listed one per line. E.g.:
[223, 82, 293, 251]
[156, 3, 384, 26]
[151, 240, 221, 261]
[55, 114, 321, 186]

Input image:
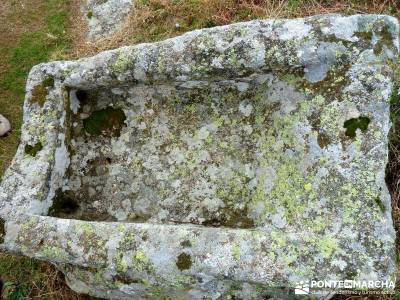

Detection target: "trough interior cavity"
[48, 72, 311, 228]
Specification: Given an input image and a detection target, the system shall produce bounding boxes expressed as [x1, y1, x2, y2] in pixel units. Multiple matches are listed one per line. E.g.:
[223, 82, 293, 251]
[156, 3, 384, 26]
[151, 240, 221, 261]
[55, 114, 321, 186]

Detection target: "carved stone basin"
[0, 14, 399, 299]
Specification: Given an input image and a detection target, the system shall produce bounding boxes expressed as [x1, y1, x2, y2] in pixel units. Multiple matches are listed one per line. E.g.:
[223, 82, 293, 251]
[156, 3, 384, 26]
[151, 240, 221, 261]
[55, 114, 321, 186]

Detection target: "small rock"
[0, 114, 11, 137]
[84, 0, 133, 41]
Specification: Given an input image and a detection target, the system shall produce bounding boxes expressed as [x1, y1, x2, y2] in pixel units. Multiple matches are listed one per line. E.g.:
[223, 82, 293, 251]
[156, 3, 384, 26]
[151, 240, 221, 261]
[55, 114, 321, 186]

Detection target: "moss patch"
[24, 142, 43, 157]
[83, 107, 126, 136]
[317, 132, 331, 148]
[180, 240, 192, 248]
[373, 24, 395, 56]
[31, 77, 54, 107]
[390, 86, 400, 105]
[374, 197, 386, 213]
[201, 208, 255, 229]
[343, 116, 371, 138]
[176, 253, 192, 271]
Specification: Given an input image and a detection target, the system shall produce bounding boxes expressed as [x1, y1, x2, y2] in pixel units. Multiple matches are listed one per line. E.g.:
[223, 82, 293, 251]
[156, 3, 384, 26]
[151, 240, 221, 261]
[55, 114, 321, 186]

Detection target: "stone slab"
[0, 14, 399, 299]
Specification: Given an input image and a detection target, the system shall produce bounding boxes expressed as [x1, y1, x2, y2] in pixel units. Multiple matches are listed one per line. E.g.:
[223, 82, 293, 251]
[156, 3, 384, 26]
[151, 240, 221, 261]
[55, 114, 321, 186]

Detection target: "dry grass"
[0, 0, 71, 176]
[0, 253, 90, 299]
[68, 0, 400, 58]
[0, 0, 43, 177]
[0, 0, 90, 299]
[386, 60, 400, 296]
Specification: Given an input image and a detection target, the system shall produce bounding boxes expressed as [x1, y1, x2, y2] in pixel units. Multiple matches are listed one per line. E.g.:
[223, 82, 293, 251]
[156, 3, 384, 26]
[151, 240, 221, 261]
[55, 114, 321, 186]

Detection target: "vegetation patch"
[202, 207, 255, 229]
[83, 107, 127, 136]
[71, 0, 400, 58]
[0, 0, 70, 177]
[343, 116, 371, 138]
[0, 217, 5, 244]
[24, 142, 43, 157]
[176, 252, 192, 271]
[390, 85, 400, 105]
[374, 197, 386, 213]
[386, 60, 400, 293]
[317, 132, 331, 148]
[31, 76, 54, 106]
[180, 240, 192, 248]
[0, 251, 88, 299]
[373, 24, 396, 55]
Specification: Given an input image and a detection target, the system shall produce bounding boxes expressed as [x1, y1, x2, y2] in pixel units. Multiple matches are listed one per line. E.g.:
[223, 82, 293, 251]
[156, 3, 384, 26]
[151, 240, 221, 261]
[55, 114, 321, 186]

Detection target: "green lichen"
[75, 223, 95, 235]
[18, 218, 38, 236]
[271, 231, 287, 248]
[304, 183, 312, 192]
[135, 250, 148, 262]
[40, 245, 63, 259]
[317, 235, 339, 258]
[116, 252, 129, 273]
[310, 216, 327, 232]
[113, 52, 132, 73]
[132, 250, 150, 272]
[355, 20, 396, 55]
[231, 243, 241, 260]
[120, 231, 137, 248]
[87, 10, 93, 18]
[313, 66, 348, 97]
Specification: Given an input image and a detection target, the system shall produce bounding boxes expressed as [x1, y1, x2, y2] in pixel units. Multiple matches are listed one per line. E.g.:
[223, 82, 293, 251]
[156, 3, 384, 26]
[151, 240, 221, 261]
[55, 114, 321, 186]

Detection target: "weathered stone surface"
[0, 114, 11, 136]
[0, 14, 399, 299]
[83, 0, 133, 41]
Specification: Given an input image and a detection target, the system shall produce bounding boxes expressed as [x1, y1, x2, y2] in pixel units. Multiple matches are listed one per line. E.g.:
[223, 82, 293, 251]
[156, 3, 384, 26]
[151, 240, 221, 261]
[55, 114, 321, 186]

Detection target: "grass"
[386, 54, 400, 299]
[0, 253, 89, 299]
[70, 0, 400, 57]
[0, 0, 89, 299]
[0, 0, 71, 176]
[0, 0, 400, 299]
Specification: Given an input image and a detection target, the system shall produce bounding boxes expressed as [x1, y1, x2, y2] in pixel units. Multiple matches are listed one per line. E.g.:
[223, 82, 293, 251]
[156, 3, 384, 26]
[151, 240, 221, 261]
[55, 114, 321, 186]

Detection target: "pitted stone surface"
[0, 14, 399, 299]
[83, 0, 133, 41]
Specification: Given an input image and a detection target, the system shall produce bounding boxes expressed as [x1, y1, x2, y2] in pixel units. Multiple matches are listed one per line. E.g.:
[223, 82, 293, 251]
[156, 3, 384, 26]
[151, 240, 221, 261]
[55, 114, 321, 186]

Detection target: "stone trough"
[0, 14, 399, 299]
